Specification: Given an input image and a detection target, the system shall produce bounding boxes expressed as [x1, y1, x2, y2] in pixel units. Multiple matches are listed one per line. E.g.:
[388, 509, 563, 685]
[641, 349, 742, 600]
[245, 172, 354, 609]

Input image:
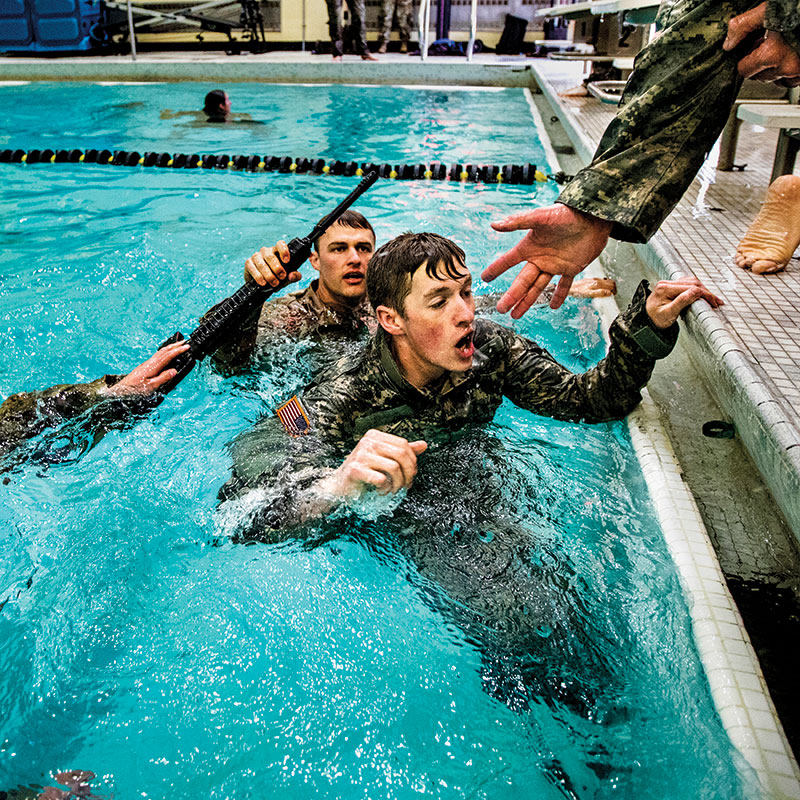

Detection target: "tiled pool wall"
[589, 268, 800, 800]
[2, 60, 799, 796]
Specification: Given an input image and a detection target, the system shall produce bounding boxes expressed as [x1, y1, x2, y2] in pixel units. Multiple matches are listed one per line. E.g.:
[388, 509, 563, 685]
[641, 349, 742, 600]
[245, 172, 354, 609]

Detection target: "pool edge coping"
[588, 268, 800, 800]
[0, 59, 536, 87]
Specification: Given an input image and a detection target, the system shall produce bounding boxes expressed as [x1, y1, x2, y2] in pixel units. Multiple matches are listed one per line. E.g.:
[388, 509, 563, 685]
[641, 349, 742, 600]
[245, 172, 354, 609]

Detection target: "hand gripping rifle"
[157, 169, 379, 395]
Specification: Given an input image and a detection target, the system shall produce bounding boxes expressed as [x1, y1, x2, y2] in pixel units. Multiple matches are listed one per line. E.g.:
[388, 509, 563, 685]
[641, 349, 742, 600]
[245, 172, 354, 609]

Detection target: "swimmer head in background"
[204, 89, 232, 123]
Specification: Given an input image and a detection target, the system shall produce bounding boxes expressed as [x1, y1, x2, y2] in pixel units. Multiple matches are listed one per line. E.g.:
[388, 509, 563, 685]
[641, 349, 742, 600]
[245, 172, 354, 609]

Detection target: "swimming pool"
[0, 82, 761, 798]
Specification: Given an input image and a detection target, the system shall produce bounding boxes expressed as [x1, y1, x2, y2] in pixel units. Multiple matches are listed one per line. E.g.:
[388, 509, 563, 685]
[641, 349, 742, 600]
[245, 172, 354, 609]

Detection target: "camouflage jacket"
[222, 281, 676, 532]
[211, 280, 375, 375]
[0, 374, 126, 462]
[558, 0, 800, 242]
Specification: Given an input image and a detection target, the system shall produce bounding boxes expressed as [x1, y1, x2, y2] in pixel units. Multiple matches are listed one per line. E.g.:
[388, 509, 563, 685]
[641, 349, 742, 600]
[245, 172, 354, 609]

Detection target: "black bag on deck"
[495, 14, 528, 55]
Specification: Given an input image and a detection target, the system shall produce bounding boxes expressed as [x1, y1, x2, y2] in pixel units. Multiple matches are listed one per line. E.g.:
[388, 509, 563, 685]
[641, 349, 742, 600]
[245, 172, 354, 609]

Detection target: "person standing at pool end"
[325, 0, 378, 61]
[220, 232, 722, 529]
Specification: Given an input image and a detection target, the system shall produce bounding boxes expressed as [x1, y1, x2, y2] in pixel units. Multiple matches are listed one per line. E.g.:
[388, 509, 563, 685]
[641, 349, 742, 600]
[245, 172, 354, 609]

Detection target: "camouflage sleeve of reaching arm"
[766, 0, 800, 52]
[557, 0, 747, 242]
[0, 375, 125, 456]
[502, 281, 677, 422]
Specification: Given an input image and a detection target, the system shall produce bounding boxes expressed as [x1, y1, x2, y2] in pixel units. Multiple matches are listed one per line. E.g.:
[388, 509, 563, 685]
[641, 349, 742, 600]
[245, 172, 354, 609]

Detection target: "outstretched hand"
[723, 2, 800, 85]
[645, 277, 723, 329]
[317, 429, 428, 498]
[102, 340, 190, 397]
[482, 204, 613, 317]
[244, 240, 300, 288]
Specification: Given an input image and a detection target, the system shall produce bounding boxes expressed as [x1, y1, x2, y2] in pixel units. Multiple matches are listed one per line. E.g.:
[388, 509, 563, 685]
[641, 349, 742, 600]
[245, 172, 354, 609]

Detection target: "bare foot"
[559, 84, 589, 97]
[332, 55, 342, 62]
[735, 174, 800, 274]
[361, 51, 378, 61]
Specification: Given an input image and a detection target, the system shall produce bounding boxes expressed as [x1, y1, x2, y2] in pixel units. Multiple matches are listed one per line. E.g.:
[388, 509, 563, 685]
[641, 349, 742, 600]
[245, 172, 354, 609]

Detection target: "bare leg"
[735, 174, 800, 275]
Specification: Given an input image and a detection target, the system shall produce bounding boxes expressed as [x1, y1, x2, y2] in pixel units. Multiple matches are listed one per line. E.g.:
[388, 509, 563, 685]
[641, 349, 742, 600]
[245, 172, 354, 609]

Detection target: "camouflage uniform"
[210, 279, 375, 377]
[222, 280, 676, 521]
[0, 375, 136, 464]
[377, 0, 414, 49]
[558, 0, 800, 243]
[221, 281, 674, 721]
[325, 0, 371, 58]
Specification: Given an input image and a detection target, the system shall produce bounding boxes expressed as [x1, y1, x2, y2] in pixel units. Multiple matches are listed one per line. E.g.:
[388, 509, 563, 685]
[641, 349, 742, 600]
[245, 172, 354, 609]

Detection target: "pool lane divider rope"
[0, 147, 569, 185]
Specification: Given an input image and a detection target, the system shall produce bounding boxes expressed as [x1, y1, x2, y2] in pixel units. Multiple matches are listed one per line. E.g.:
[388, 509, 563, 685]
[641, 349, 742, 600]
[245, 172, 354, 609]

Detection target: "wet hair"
[203, 89, 227, 118]
[367, 232, 467, 314]
[312, 209, 375, 252]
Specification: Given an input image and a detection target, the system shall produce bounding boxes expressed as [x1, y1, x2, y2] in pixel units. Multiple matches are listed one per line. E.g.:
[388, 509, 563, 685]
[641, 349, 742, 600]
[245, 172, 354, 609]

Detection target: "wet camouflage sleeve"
[206, 295, 302, 376]
[558, 0, 759, 242]
[0, 375, 124, 457]
[501, 281, 676, 422]
[219, 413, 342, 539]
[766, 0, 800, 52]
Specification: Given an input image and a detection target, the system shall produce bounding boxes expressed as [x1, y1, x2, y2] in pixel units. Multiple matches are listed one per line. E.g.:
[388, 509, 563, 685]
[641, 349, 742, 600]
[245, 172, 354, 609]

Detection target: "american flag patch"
[275, 395, 311, 436]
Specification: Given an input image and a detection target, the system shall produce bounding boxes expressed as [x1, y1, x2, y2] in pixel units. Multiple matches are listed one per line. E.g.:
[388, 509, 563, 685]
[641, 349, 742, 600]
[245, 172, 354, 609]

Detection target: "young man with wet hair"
[222, 231, 721, 524]
[210, 209, 378, 375]
[229, 211, 616, 374]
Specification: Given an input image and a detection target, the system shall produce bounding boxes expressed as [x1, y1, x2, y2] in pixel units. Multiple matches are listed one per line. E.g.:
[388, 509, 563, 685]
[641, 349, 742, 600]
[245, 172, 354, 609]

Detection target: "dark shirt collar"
[373, 326, 487, 400]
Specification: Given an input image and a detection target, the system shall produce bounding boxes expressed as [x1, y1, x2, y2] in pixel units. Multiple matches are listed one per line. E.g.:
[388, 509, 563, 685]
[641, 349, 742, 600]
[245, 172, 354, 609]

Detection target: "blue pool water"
[0, 83, 759, 799]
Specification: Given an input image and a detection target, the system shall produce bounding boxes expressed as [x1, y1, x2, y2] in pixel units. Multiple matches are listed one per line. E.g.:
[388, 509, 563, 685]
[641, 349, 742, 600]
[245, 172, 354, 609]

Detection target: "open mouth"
[342, 271, 365, 284]
[455, 329, 475, 358]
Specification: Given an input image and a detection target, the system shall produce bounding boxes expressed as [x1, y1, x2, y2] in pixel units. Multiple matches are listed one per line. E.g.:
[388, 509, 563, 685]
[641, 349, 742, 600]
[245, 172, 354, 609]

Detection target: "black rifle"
[157, 169, 378, 394]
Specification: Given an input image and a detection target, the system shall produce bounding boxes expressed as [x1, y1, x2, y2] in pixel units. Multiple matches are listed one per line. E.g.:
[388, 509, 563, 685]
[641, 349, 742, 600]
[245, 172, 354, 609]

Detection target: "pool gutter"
[589, 273, 800, 800]
[0, 56, 535, 87]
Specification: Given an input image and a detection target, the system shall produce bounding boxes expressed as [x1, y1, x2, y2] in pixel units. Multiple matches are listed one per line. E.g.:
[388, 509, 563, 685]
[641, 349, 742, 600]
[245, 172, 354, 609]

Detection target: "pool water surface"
[0, 83, 760, 799]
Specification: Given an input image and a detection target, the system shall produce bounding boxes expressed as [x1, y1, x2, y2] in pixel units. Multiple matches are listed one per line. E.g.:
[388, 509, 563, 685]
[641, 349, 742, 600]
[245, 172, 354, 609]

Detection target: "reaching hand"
[317, 429, 428, 498]
[102, 340, 190, 397]
[244, 240, 300, 288]
[645, 277, 723, 329]
[723, 3, 800, 85]
[482, 204, 613, 317]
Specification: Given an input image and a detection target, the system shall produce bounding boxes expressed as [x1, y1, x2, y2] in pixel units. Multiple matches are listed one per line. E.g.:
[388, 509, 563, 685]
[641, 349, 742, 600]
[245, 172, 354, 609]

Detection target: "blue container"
[0, 0, 102, 51]
[0, 0, 34, 47]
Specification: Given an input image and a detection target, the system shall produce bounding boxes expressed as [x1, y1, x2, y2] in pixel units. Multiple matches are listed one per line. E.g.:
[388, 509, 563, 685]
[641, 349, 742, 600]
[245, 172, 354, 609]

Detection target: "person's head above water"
[309, 209, 376, 309]
[203, 89, 231, 121]
[368, 232, 475, 388]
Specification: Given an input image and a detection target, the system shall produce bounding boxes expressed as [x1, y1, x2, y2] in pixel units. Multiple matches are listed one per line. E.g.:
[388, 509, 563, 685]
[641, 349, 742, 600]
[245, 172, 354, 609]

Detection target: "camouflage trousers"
[325, 0, 370, 57]
[558, 0, 764, 243]
[377, 0, 414, 47]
